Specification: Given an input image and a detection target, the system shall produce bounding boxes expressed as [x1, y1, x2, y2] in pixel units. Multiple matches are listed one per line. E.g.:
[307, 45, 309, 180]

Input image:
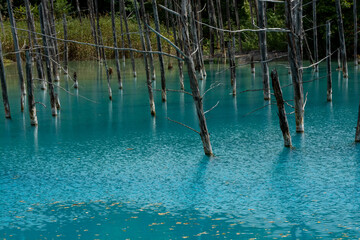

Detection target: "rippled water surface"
[1, 59, 360, 239]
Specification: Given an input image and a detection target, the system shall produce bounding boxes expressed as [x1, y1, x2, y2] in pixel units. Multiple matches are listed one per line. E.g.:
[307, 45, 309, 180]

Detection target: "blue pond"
[0, 59, 360, 239]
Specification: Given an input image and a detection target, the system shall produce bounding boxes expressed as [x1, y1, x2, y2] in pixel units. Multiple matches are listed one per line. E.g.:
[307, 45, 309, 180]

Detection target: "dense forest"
[0, 0, 358, 60]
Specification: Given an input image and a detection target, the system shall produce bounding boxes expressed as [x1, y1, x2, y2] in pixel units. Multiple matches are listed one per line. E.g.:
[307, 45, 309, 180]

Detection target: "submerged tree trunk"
[181, 0, 213, 156]
[285, 0, 305, 132]
[271, 69, 292, 147]
[134, 0, 156, 116]
[0, 40, 11, 119]
[25, 48, 38, 126]
[111, 0, 123, 89]
[313, 0, 319, 72]
[257, 0, 270, 100]
[326, 20, 332, 102]
[7, 0, 25, 112]
[335, 0, 348, 78]
[152, 0, 167, 102]
[228, 38, 236, 96]
[39, 3, 57, 116]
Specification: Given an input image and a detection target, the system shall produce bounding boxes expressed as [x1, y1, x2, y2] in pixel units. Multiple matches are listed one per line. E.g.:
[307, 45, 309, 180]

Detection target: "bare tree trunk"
[171, 0, 185, 90]
[134, 0, 156, 116]
[285, 0, 304, 132]
[24, 0, 46, 90]
[0, 10, 4, 36]
[6, 0, 25, 112]
[152, 0, 167, 101]
[75, 0, 82, 23]
[354, 0, 358, 66]
[111, 0, 123, 89]
[233, 0, 243, 53]
[251, 55, 255, 73]
[25, 48, 38, 126]
[335, 0, 348, 78]
[95, 0, 112, 100]
[356, 100, 360, 142]
[39, 3, 57, 116]
[119, 1, 126, 63]
[120, 0, 137, 77]
[215, 0, 225, 57]
[63, 14, 69, 75]
[228, 38, 236, 96]
[303, 29, 315, 66]
[313, 0, 319, 72]
[0, 40, 10, 119]
[49, 0, 60, 80]
[257, 0, 270, 100]
[271, 69, 292, 147]
[87, 0, 101, 61]
[181, 0, 213, 156]
[326, 20, 332, 102]
[165, 0, 173, 69]
[249, 0, 256, 27]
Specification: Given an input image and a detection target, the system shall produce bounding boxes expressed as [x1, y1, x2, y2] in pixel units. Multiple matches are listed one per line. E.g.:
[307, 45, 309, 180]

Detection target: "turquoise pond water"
[0, 58, 360, 239]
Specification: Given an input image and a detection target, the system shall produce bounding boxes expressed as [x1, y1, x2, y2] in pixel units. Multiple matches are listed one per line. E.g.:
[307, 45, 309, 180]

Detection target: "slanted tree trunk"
[25, 0, 46, 90]
[354, 0, 358, 66]
[0, 10, 4, 36]
[120, 0, 137, 77]
[326, 20, 332, 102]
[111, 0, 123, 89]
[313, 0, 319, 72]
[39, 3, 57, 116]
[303, 29, 315, 66]
[181, 0, 213, 156]
[335, 0, 348, 78]
[7, 0, 25, 112]
[257, 0, 270, 100]
[0, 40, 10, 119]
[134, 0, 156, 116]
[63, 14, 69, 75]
[271, 69, 292, 147]
[25, 48, 38, 126]
[152, 0, 167, 102]
[285, 0, 305, 132]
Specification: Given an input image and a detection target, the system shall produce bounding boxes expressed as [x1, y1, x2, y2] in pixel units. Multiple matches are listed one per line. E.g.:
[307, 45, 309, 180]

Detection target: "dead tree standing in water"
[25, 0, 46, 90]
[180, 0, 213, 156]
[7, 0, 25, 112]
[313, 0, 319, 72]
[326, 21, 332, 102]
[228, 38, 236, 96]
[134, 0, 156, 116]
[120, 0, 137, 77]
[110, 0, 123, 89]
[25, 47, 38, 126]
[285, 0, 305, 132]
[0, 40, 10, 119]
[271, 69, 292, 147]
[257, 0, 270, 100]
[335, 0, 348, 78]
[152, 0, 167, 102]
[39, 4, 57, 116]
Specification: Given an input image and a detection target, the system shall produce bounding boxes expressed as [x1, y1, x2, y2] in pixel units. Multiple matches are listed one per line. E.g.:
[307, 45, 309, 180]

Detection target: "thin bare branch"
[167, 117, 200, 135]
[204, 101, 220, 115]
